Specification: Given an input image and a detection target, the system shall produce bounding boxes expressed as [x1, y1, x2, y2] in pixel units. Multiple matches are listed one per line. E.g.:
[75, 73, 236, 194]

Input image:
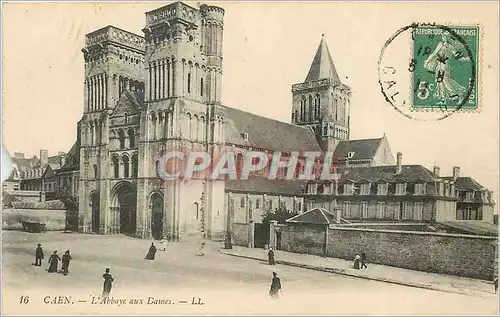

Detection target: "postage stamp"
[411, 25, 479, 111]
[378, 23, 481, 121]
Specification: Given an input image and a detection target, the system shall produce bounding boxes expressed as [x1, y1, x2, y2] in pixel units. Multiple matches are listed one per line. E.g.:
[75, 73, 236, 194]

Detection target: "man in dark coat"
[61, 250, 73, 276]
[361, 251, 368, 269]
[35, 244, 44, 266]
[269, 272, 282, 299]
[47, 250, 61, 273]
[145, 242, 157, 260]
[102, 268, 114, 298]
[268, 248, 275, 265]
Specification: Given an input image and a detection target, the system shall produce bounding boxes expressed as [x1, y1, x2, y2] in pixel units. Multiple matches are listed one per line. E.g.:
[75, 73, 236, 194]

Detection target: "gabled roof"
[305, 35, 341, 83]
[57, 139, 80, 173]
[333, 138, 383, 161]
[223, 106, 322, 153]
[226, 176, 306, 196]
[287, 207, 345, 225]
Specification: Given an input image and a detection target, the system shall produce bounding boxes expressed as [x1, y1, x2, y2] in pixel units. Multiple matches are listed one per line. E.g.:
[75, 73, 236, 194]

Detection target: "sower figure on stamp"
[268, 248, 275, 265]
[35, 244, 44, 266]
[61, 250, 73, 276]
[145, 242, 157, 260]
[360, 251, 368, 269]
[48, 250, 61, 273]
[102, 268, 114, 298]
[269, 272, 282, 299]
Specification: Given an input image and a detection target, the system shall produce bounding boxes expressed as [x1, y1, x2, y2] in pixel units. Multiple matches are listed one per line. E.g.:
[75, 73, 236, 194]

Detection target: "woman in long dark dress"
[61, 250, 73, 276]
[145, 242, 157, 260]
[47, 251, 61, 273]
[353, 253, 361, 270]
[269, 272, 281, 299]
[102, 268, 114, 298]
[268, 248, 275, 265]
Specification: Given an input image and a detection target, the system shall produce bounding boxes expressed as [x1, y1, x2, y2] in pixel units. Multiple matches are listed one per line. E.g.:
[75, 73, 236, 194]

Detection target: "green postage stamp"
[411, 25, 479, 111]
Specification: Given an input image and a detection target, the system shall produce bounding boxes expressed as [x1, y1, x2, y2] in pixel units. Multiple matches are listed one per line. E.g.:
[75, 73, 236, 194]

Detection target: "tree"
[262, 207, 298, 225]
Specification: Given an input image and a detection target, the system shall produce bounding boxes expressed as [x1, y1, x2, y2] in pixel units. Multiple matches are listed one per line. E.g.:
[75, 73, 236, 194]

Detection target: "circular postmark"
[378, 23, 478, 121]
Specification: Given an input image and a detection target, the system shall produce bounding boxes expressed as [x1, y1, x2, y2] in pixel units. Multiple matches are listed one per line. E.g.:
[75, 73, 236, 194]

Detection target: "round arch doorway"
[111, 182, 137, 236]
[150, 193, 164, 240]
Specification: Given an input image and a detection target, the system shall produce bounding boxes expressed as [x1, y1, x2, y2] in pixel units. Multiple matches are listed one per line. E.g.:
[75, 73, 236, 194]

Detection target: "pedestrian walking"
[269, 272, 282, 299]
[35, 244, 44, 266]
[61, 250, 73, 276]
[145, 242, 157, 260]
[494, 277, 498, 294]
[47, 250, 61, 273]
[160, 237, 167, 251]
[102, 268, 114, 298]
[268, 248, 275, 265]
[361, 251, 368, 269]
[353, 253, 360, 270]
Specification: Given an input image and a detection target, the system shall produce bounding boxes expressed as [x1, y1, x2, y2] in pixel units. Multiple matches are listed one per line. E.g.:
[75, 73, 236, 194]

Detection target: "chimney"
[40, 149, 48, 166]
[14, 152, 25, 158]
[396, 152, 402, 174]
[433, 166, 440, 176]
[60, 155, 66, 167]
[452, 166, 460, 180]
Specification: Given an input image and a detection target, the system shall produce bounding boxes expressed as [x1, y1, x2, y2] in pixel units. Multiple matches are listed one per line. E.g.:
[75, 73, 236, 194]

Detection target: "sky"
[2, 1, 499, 203]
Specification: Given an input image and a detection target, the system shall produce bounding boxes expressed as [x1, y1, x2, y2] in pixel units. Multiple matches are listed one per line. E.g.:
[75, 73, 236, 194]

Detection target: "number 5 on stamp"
[411, 25, 479, 111]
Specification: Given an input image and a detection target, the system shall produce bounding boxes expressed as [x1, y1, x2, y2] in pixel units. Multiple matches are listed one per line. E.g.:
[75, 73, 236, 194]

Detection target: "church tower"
[291, 35, 351, 152]
[79, 26, 146, 234]
[138, 2, 226, 241]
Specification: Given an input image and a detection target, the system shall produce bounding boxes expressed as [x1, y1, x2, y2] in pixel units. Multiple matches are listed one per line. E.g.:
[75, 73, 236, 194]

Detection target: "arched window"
[128, 129, 135, 148]
[200, 78, 204, 97]
[151, 113, 157, 140]
[300, 98, 306, 121]
[314, 95, 321, 119]
[118, 129, 126, 149]
[124, 112, 128, 124]
[112, 156, 119, 178]
[240, 197, 245, 208]
[308, 95, 313, 121]
[187, 73, 191, 94]
[93, 164, 98, 179]
[123, 156, 130, 178]
[295, 162, 302, 178]
[131, 154, 138, 178]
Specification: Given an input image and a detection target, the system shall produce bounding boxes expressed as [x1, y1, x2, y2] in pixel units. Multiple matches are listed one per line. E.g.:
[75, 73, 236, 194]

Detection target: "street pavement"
[2, 231, 499, 315]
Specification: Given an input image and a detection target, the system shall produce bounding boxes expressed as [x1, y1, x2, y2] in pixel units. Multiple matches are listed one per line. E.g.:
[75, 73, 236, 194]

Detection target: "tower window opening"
[200, 78, 204, 97]
[187, 73, 191, 94]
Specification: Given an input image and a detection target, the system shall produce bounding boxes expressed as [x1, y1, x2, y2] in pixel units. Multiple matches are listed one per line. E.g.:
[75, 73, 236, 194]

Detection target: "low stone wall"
[233, 223, 250, 246]
[279, 224, 497, 280]
[2, 208, 68, 231]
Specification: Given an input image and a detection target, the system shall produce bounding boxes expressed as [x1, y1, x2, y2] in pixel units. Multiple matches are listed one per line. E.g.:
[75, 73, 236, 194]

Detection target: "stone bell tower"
[291, 35, 351, 152]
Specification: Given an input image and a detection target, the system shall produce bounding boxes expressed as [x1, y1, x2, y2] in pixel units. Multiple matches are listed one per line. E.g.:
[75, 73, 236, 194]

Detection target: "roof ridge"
[223, 106, 312, 130]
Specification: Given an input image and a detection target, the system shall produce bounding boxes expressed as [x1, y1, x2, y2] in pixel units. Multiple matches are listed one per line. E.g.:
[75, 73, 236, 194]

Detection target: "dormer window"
[414, 183, 426, 195]
[343, 183, 354, 195]
[241, 133, 249, 141]
[465, 191, 475, 202]
[395, 183, 407, 195]
[360, 183, 370, 195]
[377, 183, 388, 195]
[347, 152, 355, 159]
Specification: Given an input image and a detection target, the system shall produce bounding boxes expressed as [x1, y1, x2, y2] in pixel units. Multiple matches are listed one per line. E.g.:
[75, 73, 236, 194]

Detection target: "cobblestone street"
[2, 231, 498, 315]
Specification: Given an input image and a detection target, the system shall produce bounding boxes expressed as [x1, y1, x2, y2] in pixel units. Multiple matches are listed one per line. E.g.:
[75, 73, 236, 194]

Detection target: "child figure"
[160, 237, 168, 251]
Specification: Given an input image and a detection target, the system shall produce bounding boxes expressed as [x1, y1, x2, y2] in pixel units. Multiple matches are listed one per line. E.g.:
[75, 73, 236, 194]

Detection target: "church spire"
[304, 35, 341, 83]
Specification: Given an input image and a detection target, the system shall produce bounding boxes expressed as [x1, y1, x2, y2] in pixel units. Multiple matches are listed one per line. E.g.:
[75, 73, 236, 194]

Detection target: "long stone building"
[6, 1, 495, 240]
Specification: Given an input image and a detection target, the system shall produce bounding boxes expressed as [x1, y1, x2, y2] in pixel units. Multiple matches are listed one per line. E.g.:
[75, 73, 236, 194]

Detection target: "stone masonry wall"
[233, 223, 249, 247]
[280, 224, 497, 280]
[2, 208, 67, 230]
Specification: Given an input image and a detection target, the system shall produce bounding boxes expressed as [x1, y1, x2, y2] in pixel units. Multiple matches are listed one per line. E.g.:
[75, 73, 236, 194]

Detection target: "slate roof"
[223, 106, 321, 153]
[439, 221, 498, 237]
[11, 156, 38, 171]
[286, 207, 344, 225]
[225, 176, 307, 196]
[333, 138, 383, 161]
[111, 90, 141, 116]
[305, 36, 341, 83]
[330, 165, 440, 183]
[446, 177, 486, 191]
[57, 139, 80, 173]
